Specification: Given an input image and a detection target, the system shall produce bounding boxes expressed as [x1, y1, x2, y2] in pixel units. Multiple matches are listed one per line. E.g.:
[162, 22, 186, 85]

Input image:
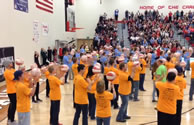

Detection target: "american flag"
[36, 0, 53, 14]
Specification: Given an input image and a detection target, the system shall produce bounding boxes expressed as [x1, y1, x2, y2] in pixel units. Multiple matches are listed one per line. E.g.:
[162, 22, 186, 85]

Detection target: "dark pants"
[46, 79, 50, 97]
[96, 117, 111, 125]
[157, 111, 176, 125]
[32, 82, 40, 101]
[139, 74, 145, 90]
[113, 84, 119, 108]
[8, 93, 16, 122]
[73, 104, 88, 125]
[73, 84, 76, 108]
[175, 100, 183, 125]
[88, 93, 96, 119]
[48, 56, 52, 62]
[116, 94, 129, 121]
[189, 79, 194, 100]
[50, 100, 60, 125]
[104, 75, 108, 90]
[64, 71, 69, 83]
[42, 58, 47, 66]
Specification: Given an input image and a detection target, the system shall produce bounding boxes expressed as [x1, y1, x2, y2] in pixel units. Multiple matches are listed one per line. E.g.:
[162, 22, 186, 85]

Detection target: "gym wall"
[0, 0, 76, 69]
[75, 0, 194, 39]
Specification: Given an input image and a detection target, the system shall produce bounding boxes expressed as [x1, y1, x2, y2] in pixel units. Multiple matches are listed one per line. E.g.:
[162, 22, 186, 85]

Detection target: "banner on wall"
[33, 20, 40, 43]
[42, 23, 49, 36]
[0, 47, 15, 82]
[14, 0, 28, 13]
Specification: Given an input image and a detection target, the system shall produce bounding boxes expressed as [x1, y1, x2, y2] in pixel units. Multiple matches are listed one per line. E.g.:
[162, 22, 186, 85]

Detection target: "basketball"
[15, 58, 24, 65]
[31, 68, 41, 77]
[106, 71, 116, 81]
[168, 68, 178, 75]
[81, 55, 87, 62]
[92, 65, 101, 74]
[180, 61, 186, 67]
[30, 63, 38, 69]
[61, 64, 69, 72]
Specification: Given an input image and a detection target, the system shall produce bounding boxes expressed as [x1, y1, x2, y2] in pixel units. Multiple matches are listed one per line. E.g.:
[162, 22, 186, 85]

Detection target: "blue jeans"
[189, 79, 194, 100]
[139, 74, 145, 90]
[186, 59, 190, 71]
[18, 112, 30, 125]
[152, 81, 156, 100]
[116, 94, 129, 121]
[133, 81, 139, 100]
[96, 117, 111, 125]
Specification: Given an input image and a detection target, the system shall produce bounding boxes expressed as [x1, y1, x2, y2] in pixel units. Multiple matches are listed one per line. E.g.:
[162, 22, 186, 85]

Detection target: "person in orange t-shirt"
[3, 60, 16, 124]
[95, 80, 115, 125]
[139, 57, 147, 91]
[109, 58, 120, 109]
[156, 72, 179, 125]
[175, 65, 186, 125]
[14, 70, 38, 125]
[116, 63, 133, 123]
[86, 65, 100, 120]
[48, 66, 65, 125]
[73, 64, 95, 125]
[165, 56, 175, 71]
[132, 63, 142, 101]
[72, 57, 78, 108]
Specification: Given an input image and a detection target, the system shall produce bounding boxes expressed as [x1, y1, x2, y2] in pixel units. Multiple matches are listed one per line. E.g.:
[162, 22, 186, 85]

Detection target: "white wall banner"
[33, 20, 40, 42]
[42, 23, 49, 36]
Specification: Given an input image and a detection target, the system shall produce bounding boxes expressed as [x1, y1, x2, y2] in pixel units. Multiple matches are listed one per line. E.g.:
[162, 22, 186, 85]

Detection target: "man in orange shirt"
[73, 64, 94, 125]
[48, 66, 65, 125]
[156, 72, 179, 125]
[116, 63, 133, 122]
[139, 57, 147, 91]
[132, 63, 142, 101]
[3, 60, 16, 124]
[14, 70, 38, 125]
[109, 58, 119, 109]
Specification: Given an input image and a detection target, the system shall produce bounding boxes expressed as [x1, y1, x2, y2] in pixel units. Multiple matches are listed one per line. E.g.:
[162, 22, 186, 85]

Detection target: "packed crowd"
[2, 11, 194, 125]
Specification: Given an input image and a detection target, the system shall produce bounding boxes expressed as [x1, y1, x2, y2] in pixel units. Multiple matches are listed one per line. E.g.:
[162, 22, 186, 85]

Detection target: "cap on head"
[14, 70, 23, 80]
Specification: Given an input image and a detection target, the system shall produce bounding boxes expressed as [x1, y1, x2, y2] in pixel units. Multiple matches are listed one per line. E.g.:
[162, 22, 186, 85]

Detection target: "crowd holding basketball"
[3, 10, 194, 125]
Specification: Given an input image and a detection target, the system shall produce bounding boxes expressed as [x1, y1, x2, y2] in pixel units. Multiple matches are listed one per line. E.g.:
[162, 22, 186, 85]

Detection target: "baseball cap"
[14, 70, 23, 80]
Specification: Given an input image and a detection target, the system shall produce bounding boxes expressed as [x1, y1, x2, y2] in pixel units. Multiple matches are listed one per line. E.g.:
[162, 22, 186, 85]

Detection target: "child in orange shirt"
[48, 66, 65, 125]
[95, 80, 116, 125]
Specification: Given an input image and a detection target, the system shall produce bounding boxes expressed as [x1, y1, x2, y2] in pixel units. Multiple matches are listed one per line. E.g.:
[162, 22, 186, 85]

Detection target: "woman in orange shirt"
[3, 60, 16, 124]
[95, 80, 116, 125]
[86, 65, 100, 120]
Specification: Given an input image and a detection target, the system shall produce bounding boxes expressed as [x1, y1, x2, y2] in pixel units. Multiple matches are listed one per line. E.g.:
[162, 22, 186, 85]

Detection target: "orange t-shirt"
[48, 75, 62, 100]
[175, 76, 186, 100]
[118, 71, 132, 95]
[109, 66, 119, 84]
[133, 66, 142, 81]
[4, 68, 16, 94]
[95, 91, 113, 118]
[127, 61, 133, 75]
[16, 81, 31, 112]
[156, 82, 179, 114]
[190, 62, 194, 79]
[140, 59, 147, 74]
[74, 74, 89, 104]
[45, 71, 50, 79]
[87, 75, 99, 94]
[104, 66, 109, 75]
[165, 61, 175, 71]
